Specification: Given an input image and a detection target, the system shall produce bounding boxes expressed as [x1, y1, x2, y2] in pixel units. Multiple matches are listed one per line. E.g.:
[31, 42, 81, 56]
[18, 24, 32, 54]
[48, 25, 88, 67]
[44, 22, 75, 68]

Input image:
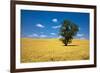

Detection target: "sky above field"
[21, 10, 89, 39]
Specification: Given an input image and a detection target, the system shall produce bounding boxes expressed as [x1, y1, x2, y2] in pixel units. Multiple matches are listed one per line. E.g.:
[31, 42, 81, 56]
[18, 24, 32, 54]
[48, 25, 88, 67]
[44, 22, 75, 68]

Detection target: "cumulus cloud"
[28, 33, 39, 37]
[28, 33, 48, 38]
[52, 18, 58, 22]
[52, 25, 61, 29]
[77, 33, 84, 37]
[50, 33, 56, 35]
[36, 24, 45, 28]
[58, 36, 62, 38]
[80, 37, 86, 40]
[40, 35, 47, 38]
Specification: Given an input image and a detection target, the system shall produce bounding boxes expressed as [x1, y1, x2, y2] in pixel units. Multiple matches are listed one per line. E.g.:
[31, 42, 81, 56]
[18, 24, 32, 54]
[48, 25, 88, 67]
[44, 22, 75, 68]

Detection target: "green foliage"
[59, 20, 79, 46]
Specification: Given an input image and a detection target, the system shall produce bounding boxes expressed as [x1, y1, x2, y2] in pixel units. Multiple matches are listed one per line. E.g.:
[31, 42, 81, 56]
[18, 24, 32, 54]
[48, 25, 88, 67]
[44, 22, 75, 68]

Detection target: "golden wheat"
[21, 38, 89, 63]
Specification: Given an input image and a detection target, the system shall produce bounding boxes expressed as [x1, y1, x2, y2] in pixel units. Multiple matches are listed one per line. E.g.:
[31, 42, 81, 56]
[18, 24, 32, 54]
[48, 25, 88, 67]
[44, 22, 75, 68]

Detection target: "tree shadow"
[67, 45, 78, 46]
[62, 44, 78, 46]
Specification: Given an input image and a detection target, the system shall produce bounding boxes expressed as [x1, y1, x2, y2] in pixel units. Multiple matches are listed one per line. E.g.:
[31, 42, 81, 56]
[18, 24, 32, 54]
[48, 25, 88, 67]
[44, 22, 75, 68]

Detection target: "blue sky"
[21, 10, 89, 39]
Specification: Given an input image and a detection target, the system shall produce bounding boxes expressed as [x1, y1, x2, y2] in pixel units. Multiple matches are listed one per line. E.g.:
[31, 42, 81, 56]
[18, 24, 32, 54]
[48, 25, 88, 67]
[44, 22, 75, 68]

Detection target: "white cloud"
[52, 18, 58, 22]
[77, 33, 84, 37]
[58, 36, 62, 38]
[52, 25, 61, 29]
[40, 35, 47, 38]
[36, 24, 44, 28]
[28, 34, 48, 38]
[33, 34, 38, 37]
[28, 33, 39, 37]
[80, 37, 86, 40]
[50, 33, 56, 35]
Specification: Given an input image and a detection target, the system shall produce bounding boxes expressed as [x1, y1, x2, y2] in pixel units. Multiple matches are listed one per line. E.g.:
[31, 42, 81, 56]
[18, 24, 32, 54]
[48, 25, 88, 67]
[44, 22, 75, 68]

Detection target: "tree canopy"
[59, 20, 79, 46]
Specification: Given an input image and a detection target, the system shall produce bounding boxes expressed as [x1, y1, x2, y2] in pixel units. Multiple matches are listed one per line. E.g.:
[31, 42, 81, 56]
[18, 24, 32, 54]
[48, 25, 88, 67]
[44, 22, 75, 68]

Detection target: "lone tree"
[59, 20, 79, 46]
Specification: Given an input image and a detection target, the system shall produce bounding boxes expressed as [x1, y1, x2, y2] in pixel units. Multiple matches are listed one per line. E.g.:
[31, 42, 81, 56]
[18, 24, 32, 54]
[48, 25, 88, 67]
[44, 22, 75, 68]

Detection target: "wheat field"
[21, 38, 89, 63]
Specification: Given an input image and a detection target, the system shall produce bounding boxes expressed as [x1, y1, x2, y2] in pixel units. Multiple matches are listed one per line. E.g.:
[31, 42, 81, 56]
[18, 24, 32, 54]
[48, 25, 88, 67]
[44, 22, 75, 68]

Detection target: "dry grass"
[21, 38, 89, 63]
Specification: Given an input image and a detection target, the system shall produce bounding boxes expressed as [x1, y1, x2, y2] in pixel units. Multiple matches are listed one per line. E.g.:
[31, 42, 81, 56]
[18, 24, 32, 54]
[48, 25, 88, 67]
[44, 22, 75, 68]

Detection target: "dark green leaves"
[59, 20, 79, 46]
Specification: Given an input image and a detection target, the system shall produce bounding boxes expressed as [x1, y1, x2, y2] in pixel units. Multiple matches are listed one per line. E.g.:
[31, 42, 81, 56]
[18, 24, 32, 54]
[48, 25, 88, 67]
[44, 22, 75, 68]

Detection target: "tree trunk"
[64, 37, 69, 46]
[65, 43, 67, 46]
[64, 39, 68, 46]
